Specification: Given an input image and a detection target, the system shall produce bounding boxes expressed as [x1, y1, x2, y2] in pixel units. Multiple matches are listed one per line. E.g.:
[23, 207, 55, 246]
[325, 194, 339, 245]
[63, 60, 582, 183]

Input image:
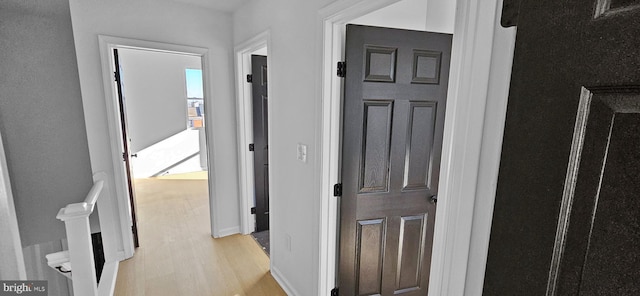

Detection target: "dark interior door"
[251, 55, 269, 232]
[485, 1, 640, 295]
[113, 48, 140, 248]
[338, 25, 452, 296]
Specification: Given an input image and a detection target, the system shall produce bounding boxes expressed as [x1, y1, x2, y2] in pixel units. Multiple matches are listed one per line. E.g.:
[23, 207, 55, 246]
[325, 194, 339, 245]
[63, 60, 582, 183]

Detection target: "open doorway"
[248, 51, 271, 256]
[235, 33, 272, 255]
[113, 47, 210, 249]
[97, 36, 218, 258]
[236, 43, 272, 255]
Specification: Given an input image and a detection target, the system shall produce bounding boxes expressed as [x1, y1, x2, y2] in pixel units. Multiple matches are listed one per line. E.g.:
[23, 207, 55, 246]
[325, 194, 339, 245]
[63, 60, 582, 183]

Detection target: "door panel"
[403, 102, 437, 191]
[579, 112, 640, 295]
[395, 214, 428, 293]
[485, 0, 640, 294]
[360, 101, 393, 193]
[356, 218, 386, 295]
[339, 25, 452, 296]
[553, 90, 640, 295]
[251, 55, 269, 232]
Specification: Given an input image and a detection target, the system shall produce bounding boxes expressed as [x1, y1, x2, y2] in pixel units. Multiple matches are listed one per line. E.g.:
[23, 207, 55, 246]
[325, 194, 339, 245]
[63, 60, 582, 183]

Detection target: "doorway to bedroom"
[113, 47, 210, 248]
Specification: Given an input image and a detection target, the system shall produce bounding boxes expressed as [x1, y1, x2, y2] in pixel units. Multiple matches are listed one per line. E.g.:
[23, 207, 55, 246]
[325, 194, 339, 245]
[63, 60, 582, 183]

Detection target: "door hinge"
[333, 183, 342, 197]
[249, 143, 255, 151]
[122, 152, 126, 161]
[247, 74, 253, 83]
[337, 61, 346, 78]
[331, 287, 339, 296]
[251, 207, 256, 214]
[114, 71, 119, 82]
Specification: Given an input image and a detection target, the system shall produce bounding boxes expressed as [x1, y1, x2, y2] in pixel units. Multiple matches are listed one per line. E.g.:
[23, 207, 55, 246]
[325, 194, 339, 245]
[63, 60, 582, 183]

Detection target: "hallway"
[114, 176, 285, 295]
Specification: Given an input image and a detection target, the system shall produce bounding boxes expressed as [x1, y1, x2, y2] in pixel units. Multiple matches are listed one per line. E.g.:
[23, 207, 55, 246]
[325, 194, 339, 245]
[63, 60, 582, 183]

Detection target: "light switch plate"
[297, 143, 307, 163]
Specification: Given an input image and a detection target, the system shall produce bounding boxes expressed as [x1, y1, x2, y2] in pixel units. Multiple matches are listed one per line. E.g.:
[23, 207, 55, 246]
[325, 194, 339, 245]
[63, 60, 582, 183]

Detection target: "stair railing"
[46, 172, 118, 296]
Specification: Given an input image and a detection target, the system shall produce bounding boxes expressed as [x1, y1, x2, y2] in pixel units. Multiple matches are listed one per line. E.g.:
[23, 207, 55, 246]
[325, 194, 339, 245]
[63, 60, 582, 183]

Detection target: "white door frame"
[97, 36, 218, 259]
[0, 130, 27, 280]
[234, 31, 271, 235]
[317, 0, 516, 295]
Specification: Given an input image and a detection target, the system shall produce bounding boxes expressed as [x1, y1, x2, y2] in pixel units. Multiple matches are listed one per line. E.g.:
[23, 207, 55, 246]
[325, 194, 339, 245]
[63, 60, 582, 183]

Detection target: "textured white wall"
[68, 0, 240, 247]
[0, 0, 94, 247]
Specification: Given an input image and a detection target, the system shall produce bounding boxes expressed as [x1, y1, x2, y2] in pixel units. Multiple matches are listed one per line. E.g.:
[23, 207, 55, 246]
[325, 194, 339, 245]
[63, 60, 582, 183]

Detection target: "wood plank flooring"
[114, 177, 285, 296]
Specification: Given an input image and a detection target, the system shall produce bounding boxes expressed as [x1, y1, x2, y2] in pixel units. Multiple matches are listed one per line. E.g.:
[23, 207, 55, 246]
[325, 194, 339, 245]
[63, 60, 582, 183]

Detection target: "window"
[185, 68, 204, 128]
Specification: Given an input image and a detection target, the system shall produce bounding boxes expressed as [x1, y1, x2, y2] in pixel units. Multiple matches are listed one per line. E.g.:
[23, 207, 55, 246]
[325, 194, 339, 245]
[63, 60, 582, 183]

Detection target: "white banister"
[55, 180, 104, 296]
[46, 174, 118, 296]
[56, 180, 104, 221]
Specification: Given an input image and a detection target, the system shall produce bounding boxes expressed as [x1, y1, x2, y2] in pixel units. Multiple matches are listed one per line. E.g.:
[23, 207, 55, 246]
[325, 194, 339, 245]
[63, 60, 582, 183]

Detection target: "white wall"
[118, 48, 201, 153]
[425, 0, 456, 33]
[68, 0, 240, 253]
[0, 128, 26, 280]
[0, 0, 94, 247]
[22, 240, 72, 295]
[234, 1, 334, 294]
[350, 0, 429, 31]
[233, 0, 455, 294]
[349, 0, 454, 33]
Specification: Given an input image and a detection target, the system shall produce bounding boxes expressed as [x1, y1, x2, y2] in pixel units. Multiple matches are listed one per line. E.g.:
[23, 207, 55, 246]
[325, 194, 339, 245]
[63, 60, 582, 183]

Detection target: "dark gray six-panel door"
[485, 1, 640, 295]
[338, 25, 452, 296]
[251, 55, 269, 232]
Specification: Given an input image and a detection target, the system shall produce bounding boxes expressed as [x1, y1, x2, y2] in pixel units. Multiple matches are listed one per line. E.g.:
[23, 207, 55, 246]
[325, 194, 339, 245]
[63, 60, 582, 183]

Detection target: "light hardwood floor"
[114, 177, 285, 296]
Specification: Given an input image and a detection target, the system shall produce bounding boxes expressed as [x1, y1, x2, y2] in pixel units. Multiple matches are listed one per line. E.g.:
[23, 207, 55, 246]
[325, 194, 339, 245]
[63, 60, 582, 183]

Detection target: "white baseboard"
[217, 226, 241, 237]
[271, 265, 300, 296]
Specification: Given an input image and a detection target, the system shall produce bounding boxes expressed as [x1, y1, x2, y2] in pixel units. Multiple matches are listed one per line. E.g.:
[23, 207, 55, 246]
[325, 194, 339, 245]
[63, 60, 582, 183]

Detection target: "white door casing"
[234, 31, 271, 236]
[97, 36, 217, 259]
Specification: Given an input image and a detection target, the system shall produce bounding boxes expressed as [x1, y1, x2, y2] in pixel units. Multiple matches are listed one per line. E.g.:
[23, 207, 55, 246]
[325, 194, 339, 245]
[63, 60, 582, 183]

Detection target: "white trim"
[272, 265, 302, 296]
[463, 2, 516, 293]
[0, 130, 27, 280]
[97, 261, 119, 296]
[218, 226, 242, 237]
[426, 0, 501, 293]
[97, 36, 219, 258]
[317, 0, 516, 295]
[234, 31, 271, 235]
[56, 181, 104, 221]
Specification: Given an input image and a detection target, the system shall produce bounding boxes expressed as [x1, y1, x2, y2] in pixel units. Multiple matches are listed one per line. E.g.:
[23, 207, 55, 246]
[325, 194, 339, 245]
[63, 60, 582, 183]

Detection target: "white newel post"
[56, 186, 102, 296]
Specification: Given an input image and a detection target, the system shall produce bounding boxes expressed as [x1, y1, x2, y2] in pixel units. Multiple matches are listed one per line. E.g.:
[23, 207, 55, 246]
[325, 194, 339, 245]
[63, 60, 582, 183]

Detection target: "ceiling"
[170, 0, 252, 13]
